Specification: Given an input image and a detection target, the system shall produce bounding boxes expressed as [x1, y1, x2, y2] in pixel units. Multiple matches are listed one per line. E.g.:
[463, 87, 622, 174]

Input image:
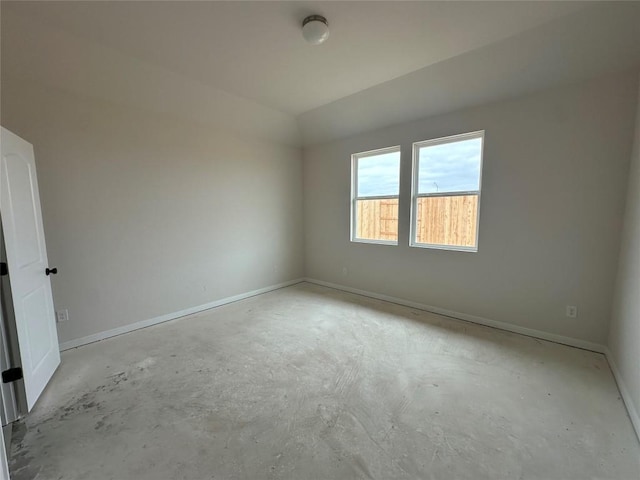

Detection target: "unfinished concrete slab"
[10, 283, 640, 479]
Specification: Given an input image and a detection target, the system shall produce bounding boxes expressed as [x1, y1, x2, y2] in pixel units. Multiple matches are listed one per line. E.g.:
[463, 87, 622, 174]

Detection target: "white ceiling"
[3, 1, 640, 146]
[2, 1, 589, 115]
[299, 2, 640, 145]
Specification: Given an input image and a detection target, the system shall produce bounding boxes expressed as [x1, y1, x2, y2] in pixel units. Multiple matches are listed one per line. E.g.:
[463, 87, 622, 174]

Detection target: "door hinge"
[2, 367, 23, 383]
[0, 262, 7, 276]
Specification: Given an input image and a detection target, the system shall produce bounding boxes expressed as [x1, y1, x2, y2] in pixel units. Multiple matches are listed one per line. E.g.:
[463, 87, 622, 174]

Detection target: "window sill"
[409, 242, 477, 253]
[351, 238, 398, 246]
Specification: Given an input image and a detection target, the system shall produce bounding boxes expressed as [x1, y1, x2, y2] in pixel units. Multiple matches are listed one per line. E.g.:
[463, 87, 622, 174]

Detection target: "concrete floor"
[10, 283, 640, 479]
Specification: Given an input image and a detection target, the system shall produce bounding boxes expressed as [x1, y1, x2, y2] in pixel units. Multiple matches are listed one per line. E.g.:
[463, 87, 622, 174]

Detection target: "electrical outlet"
[56, 309, 69, 323]
[565, 306, 577, 318]
[342, 267, 348, 276]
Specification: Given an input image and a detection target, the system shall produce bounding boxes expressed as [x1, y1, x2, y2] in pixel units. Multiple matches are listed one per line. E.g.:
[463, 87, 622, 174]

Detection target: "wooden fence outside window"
[356, 195, 478, 247]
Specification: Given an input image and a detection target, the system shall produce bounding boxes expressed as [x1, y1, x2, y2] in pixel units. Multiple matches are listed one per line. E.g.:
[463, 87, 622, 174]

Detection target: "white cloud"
[357, 152, 400, 196]
[418, 138, 482, 193]
[356, 138, 482, 197]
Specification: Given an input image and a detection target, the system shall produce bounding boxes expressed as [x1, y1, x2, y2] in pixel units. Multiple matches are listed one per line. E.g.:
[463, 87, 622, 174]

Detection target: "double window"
[351, 131, 484, 251]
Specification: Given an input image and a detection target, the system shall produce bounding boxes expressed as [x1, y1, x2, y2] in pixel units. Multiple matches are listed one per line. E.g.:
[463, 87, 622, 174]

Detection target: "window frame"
[410, 130, 484, 252]
[350, 145, 401, 245]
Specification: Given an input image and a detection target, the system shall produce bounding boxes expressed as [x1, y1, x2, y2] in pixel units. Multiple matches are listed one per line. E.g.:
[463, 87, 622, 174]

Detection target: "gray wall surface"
[609, 74, 640, 433]
[0, 78, 304, 345]
[2, 4, 638, 361]
[304, 72, 639, 346]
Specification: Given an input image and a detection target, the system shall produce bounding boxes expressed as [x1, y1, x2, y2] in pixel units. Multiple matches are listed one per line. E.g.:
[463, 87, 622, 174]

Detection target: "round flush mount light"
[302, 15, 329, 45]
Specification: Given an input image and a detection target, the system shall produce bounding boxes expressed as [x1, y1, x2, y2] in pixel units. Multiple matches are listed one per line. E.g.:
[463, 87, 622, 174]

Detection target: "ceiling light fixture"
[302, 15, 329, 45]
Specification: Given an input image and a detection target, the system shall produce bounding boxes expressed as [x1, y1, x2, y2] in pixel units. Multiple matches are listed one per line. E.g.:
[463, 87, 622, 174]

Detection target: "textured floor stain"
[9, 283, 640, 479]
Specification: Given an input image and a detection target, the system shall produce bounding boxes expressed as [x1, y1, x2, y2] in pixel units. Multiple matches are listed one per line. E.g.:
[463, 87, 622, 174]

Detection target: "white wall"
[0, 9, 304, 347]
[0, 78, 304, 345]
[304, 71, 639, 347]
[608, 75, 640, 434]
[2, 6, 639, 363]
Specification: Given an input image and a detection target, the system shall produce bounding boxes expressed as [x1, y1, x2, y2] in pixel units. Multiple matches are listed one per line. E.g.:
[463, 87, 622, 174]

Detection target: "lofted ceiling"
[2, 1, 589, 115]
[2, 1, 640, 146]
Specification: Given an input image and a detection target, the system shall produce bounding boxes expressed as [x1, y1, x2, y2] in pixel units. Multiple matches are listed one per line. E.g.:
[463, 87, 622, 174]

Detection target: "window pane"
[415, 195, 478, 247]
[356, 198, 398, 242]
[357, 151, 400, 197]
[418, 137, 482, 194]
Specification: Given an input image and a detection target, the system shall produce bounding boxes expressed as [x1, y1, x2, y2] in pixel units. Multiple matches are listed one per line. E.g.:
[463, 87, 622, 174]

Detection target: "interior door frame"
[0, 306, 19, 426]
[0, 222, 20, 425]
[0, 412, 8, 480]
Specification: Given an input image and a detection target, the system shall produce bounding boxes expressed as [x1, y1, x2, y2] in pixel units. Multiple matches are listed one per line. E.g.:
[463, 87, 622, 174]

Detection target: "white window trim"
[351, 145, 401, 245]
[410, 131, 484, 252]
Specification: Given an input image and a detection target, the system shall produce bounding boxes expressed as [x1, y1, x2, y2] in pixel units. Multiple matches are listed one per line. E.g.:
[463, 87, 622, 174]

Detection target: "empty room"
[1, 1, 639, 479]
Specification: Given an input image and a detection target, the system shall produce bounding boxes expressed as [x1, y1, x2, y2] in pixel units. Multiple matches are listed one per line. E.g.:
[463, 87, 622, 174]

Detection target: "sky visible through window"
[418, 137, 482, 194]
[357, 151, 400, 197]
[356, 138, 482, 197]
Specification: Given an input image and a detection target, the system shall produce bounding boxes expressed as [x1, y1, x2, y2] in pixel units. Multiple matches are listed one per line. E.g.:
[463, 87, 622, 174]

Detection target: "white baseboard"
[303, 277, 606, 353]
[603, 348, 640, 441]
[58, 276, 638, 441]
[59, 278, 305, 351]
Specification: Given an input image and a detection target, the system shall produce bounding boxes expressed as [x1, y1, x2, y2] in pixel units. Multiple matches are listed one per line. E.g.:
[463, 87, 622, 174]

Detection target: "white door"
[0, 127, 60, 411]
